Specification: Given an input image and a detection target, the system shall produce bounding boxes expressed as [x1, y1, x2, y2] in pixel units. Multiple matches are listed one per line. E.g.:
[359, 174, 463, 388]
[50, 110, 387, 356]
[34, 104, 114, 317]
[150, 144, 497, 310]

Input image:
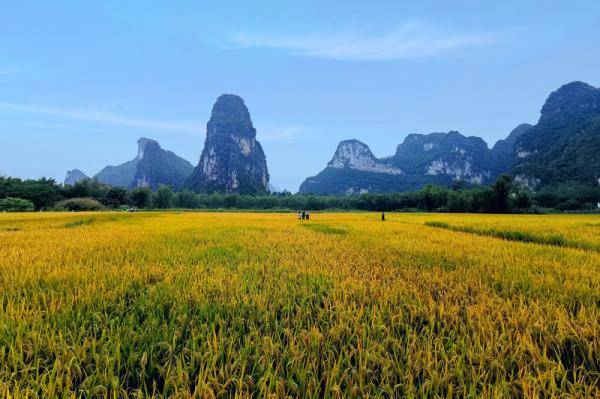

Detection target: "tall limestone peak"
[185, 94, 269, 194]
[208, 94, 256, 139]
[64, 169, 88, 186]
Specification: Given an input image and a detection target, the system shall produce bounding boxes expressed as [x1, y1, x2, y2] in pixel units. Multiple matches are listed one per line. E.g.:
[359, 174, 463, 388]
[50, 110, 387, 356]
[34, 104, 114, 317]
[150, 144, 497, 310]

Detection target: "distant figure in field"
[306, 212, 310, 220]
[381, 211, 385, 221]
[298, 212, 302, 220]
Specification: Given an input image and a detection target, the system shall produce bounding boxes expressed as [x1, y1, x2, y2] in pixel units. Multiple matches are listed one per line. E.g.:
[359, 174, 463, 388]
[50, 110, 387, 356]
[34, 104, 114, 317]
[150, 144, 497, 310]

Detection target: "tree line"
[1, 175, 598, 213]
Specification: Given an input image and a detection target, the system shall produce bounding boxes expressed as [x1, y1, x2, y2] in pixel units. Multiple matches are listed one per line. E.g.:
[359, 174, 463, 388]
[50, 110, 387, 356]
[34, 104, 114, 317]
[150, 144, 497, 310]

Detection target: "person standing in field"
[381, 211, 385, 221]
[306, 212, 310, 220]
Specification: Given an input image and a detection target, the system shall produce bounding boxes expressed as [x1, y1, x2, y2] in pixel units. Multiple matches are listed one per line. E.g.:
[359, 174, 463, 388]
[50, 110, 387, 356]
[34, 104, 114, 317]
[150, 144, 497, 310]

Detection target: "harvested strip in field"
[424, 220, 599, 252]
[301, 223, 348, 235]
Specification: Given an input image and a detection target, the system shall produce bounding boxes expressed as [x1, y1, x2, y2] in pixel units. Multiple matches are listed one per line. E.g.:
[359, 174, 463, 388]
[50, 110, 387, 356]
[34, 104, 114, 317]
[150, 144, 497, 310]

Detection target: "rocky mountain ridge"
[328, 140, 402, 175]
[300, 81, 600, 194]
[300, 131, 504, 194]
[63, 81, 599, 196]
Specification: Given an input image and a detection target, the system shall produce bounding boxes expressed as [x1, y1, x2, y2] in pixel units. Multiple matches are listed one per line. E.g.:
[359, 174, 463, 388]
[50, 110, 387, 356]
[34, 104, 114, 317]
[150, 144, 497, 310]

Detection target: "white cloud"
[0, 101, 319, 142]
[0, 101, 203, 134]
[258, 125, 306, 142]
[256, 124, 327, 143]
[229, 21, 501, 61]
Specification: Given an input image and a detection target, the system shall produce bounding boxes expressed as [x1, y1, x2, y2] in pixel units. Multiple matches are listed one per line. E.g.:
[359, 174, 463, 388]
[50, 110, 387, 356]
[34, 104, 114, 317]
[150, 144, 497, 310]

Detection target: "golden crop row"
[0, 212, 599, 398]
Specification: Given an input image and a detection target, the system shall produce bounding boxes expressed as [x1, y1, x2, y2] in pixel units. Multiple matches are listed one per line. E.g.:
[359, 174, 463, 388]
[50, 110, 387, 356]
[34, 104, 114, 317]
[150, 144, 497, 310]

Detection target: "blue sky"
[1, 1, 599, 191]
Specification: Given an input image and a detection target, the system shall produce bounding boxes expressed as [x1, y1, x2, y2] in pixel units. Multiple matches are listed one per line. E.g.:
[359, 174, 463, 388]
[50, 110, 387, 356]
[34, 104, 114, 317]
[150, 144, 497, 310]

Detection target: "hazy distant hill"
[131, 139, 194, 190]
[94, 138, 148, 188]
[64, 169, 88, 186]
[86, 138, 193, 189]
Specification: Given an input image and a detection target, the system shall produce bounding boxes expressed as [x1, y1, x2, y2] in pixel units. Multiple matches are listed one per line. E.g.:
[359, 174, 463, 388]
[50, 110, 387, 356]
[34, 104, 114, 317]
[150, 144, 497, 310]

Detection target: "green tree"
[420, 185, 448, 211]
[0, 197, 35, 212]
[130, 188, 152, 209]
[511, 190, 533, 210]
[102, 187, 128, 208]
[176, 190, 199, 208]
[54, 197, 105, 211]
[153, 185, 175, 209]
[63, 178, 110, 201]
[489, 174, 512, 213]
[0, 176, 62, 209]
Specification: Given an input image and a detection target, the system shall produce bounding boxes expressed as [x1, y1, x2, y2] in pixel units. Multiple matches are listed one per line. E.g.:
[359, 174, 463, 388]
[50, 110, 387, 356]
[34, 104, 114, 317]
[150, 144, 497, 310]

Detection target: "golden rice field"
[1, 212, 599, 398]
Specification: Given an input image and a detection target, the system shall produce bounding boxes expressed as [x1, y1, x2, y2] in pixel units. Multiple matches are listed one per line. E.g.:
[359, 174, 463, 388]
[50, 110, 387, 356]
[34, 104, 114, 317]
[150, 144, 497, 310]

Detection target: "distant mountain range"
[300, 81, 600, 194]
[65, 81, 600, 195]
[65, 95, 270, 194]
[299, 132, 502, 194]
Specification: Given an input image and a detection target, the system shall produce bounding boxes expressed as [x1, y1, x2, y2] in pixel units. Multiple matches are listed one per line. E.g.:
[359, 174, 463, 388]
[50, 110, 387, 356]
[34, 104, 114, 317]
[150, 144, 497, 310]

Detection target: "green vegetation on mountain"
[301, 81, 600, 196]
[301, 132, 504, 195]
[95, 159, 139, 188]
[132, 140, 193, 190]
[511, 82, 600, 187]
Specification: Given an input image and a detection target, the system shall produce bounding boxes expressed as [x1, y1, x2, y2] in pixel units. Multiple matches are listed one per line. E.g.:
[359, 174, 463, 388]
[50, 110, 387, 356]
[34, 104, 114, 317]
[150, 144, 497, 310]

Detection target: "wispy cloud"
[229, 21, 501, 61]
[258, 125, 307, 142]
[256, 124, 326, 143]
[0, 101, 204, 134]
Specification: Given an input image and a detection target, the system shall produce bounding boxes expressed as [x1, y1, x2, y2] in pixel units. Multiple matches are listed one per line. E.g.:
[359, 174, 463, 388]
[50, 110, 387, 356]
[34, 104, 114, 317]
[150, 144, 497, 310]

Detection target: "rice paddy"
[0, 212, 599, 397]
